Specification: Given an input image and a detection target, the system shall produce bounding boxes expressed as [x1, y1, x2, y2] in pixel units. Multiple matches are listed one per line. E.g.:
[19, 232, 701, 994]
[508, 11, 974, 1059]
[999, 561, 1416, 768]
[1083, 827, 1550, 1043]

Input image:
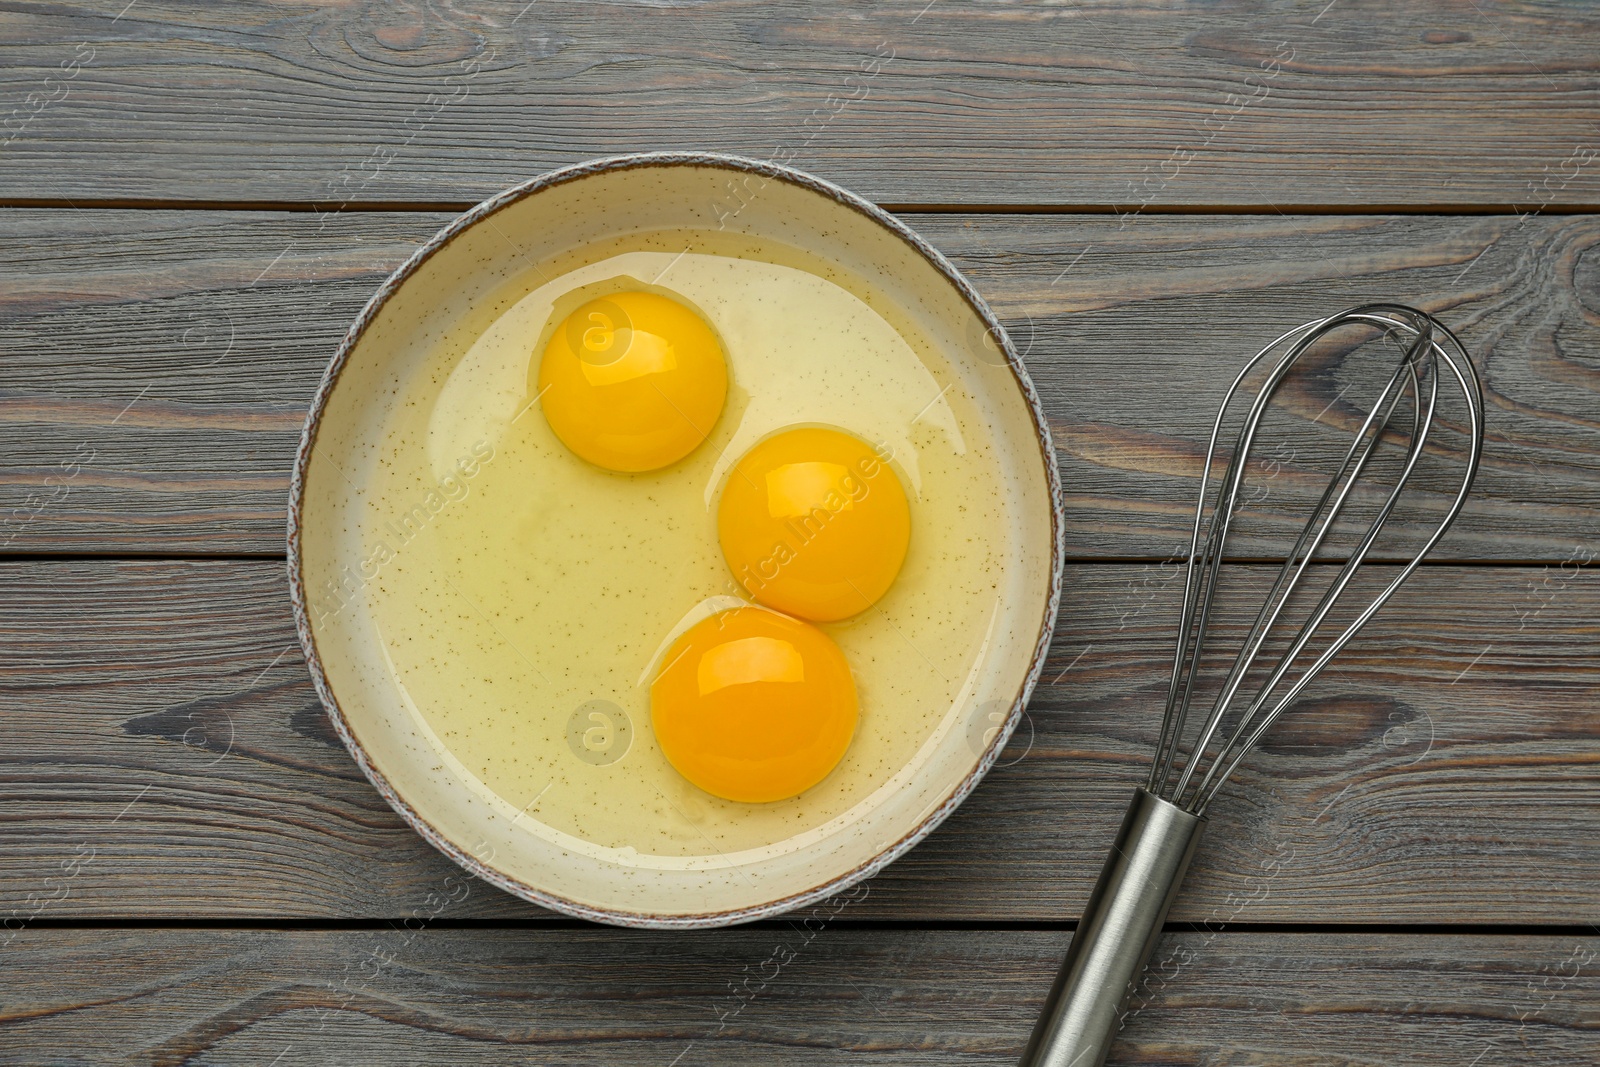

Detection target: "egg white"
[360, 235, 1013, 865]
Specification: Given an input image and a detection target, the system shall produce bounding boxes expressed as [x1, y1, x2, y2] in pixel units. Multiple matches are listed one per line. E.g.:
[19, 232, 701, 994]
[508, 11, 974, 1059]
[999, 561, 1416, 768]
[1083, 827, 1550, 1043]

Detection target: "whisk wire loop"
[1198, 314, 1482, 806]
[1146, 304, 1484, 814]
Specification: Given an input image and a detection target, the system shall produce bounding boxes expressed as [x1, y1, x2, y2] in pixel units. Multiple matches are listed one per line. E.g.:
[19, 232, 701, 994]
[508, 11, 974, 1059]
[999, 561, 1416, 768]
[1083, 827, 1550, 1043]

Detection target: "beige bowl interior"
[292, 157, 1061, 926]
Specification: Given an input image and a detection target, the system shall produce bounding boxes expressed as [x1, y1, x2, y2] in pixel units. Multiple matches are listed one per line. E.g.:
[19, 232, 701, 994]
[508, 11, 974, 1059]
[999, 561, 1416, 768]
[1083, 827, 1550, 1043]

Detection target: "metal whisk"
[1019, 303, 1484, 1067]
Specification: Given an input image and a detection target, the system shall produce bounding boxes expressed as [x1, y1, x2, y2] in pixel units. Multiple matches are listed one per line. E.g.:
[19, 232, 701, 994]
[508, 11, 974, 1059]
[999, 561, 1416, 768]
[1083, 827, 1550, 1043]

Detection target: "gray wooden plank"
[1, 559, 1594, 924]
[0, 1, 1597, 206]
[2, 927, 1595, 1064]
[2, 208, 1595, 559]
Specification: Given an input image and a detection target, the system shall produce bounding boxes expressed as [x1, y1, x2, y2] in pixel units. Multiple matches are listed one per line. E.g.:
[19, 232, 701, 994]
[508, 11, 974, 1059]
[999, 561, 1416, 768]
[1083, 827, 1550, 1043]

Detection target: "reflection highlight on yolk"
[718, 427, 911, 622]
[651, 607, 858, 803]
[536, 289, 728, 472]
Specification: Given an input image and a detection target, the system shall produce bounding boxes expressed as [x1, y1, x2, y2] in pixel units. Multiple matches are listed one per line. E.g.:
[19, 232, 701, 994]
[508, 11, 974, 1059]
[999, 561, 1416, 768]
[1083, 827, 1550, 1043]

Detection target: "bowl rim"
[286, 151, 1065, 928]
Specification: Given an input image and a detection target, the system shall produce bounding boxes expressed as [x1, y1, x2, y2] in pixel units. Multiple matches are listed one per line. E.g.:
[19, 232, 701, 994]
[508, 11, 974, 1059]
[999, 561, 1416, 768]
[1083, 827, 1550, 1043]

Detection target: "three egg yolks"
[537, 290, 728, 472]
[650, 608, 859, 804]
[718, 427, 911, 623]
[533, 291, 914, 802]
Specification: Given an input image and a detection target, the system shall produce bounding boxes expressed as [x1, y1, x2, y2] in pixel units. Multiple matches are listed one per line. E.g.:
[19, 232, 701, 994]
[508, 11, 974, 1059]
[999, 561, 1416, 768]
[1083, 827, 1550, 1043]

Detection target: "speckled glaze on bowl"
[287, 153, 1065, 928]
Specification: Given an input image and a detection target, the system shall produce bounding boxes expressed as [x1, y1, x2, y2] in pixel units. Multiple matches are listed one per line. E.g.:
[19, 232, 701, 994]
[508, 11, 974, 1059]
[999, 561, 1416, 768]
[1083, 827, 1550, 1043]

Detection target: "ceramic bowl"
[288, 153, 1063, 927]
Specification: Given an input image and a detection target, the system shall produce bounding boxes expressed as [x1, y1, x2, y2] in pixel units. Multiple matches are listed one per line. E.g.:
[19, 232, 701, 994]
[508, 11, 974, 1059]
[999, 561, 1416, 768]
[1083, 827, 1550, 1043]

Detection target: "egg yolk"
[718, 427, 911, 622]
[536, 289, 728, 472]
[651, 607, 858, 803]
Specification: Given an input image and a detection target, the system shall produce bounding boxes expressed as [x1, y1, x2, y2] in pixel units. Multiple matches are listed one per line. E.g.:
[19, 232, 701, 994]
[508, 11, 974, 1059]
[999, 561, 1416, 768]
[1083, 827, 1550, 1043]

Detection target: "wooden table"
[3, 2, 1597, 1062]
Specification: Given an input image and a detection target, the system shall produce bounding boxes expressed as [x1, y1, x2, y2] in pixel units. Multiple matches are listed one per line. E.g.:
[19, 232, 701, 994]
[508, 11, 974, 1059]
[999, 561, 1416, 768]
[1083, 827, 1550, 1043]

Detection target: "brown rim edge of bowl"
[286, 151, 1067, 930]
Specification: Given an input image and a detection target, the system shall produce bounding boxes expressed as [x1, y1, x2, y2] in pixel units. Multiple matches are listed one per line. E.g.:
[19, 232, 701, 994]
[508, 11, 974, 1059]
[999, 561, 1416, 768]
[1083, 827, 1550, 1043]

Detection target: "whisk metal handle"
[1018, 788, 1205, 1067]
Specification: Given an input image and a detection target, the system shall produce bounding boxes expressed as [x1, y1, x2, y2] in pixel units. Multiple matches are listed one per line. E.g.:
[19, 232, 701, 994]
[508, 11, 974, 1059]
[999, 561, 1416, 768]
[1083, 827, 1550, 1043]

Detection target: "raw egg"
[719, 427, 911, 622]
[374, 244, 1013, 859]
[651, 607, 858, 803]
[536, 289, 728, 472]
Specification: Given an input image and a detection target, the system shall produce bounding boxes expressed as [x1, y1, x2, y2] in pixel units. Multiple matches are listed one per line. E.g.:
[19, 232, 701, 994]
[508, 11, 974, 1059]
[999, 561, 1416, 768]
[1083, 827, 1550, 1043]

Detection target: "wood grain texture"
[2, 927, 1595, 1065]
[2, 559, 1595, 924]
[2, 208, 1597, 558]
[1, 1, 1598, 206]
[1, 3, 1592, 1058]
